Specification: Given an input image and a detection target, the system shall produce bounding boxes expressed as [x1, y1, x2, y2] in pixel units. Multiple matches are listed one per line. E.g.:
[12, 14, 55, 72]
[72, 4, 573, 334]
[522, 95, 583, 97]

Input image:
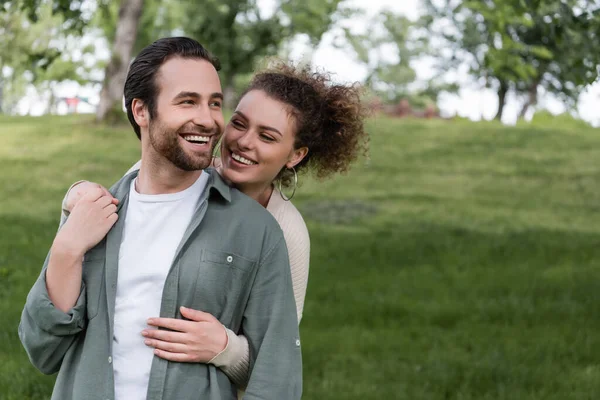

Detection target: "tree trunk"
[518, 80, 539, 119]
[96, 0, 145, 122]
[494, 81, 508, 121]
[222, 73, 237, 110]
[223, 84, 236, 111]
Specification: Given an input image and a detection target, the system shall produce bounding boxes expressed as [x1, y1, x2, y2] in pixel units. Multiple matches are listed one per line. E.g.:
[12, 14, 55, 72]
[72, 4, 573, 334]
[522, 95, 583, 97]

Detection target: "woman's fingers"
[103, 203, 117, 217]
[147, 317, 193, 333]
[142, 327, 189, 344]
[152, 349, 193, 362]
[144, 338, 187, 354]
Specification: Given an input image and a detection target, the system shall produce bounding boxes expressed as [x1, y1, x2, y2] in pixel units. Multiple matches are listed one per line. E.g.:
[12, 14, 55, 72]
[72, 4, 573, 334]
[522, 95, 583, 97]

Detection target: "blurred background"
[2, 0, 599, 125]
[1, 0, 600, 399]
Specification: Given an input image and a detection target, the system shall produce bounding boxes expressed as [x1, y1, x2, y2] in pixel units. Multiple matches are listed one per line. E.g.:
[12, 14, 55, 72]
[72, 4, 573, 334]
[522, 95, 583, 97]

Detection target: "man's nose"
[192, 104, 217, 131]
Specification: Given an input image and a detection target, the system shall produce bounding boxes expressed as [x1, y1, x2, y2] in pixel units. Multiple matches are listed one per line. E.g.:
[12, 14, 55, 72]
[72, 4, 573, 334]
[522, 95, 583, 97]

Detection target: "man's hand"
[55, 187, 119, 257]
[64, 181, 113, 213]
[142, 306, 228, 363]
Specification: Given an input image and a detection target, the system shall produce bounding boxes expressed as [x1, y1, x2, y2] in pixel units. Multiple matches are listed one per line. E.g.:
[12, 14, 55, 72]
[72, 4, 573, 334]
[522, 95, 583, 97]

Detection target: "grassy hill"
[1, 114, 599, 399]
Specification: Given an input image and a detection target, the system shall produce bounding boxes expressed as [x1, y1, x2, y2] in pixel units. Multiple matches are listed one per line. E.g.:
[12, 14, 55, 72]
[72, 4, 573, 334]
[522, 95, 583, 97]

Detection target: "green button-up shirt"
[19, 169, 302, 400]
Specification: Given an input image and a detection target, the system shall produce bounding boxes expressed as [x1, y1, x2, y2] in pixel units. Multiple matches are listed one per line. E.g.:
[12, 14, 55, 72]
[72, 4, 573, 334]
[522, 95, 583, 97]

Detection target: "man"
[19, 37, 302, 400]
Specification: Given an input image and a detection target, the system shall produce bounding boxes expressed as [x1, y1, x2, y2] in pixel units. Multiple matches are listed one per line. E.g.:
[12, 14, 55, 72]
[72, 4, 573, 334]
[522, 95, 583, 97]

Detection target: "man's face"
[146, 57, 225, 171]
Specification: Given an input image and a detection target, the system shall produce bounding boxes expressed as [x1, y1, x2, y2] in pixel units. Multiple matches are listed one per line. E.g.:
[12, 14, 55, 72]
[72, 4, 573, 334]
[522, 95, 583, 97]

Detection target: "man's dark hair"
[124, 37, 220, 139]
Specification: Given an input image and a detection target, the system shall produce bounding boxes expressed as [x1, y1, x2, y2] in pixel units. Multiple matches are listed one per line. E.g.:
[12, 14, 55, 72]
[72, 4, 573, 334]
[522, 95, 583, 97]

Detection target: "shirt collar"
[111, 167, 232, 207]
[205, 167, 232, 202]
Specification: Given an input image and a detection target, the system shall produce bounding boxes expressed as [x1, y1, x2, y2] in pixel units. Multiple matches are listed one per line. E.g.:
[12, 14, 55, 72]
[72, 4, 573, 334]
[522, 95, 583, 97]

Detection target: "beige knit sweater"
[60, 166, 310, 389]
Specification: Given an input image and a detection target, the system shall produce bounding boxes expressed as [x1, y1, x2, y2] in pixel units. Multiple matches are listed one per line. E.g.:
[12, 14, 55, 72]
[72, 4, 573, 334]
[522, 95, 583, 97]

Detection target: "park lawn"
[1, 114, 599, 399]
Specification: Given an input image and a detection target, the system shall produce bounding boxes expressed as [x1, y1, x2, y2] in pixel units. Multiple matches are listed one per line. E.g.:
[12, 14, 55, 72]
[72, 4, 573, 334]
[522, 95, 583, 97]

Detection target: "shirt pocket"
[82, 249, 105, 321]
[190, 249, 256, 324]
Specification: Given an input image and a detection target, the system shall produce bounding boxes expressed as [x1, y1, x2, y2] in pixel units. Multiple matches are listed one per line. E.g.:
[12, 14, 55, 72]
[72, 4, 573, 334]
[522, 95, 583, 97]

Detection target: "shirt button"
[295, 339, 301, 347]
[108, 356, 112, 364]
[226, 255, 233, 263]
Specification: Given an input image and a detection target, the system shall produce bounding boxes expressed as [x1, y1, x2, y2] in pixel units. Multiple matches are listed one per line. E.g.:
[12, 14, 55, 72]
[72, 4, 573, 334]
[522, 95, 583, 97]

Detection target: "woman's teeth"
[232, 153, 257, 165]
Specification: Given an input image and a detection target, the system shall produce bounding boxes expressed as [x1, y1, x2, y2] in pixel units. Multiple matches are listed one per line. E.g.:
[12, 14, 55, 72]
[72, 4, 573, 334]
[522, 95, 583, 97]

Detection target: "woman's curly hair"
[243, 62, 370, 188]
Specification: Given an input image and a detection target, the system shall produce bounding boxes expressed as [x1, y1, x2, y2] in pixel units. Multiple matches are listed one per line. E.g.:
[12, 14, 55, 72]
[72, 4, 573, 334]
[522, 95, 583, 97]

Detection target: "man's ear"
[286, 147, 309, 169]
[132, 98, 149, 129]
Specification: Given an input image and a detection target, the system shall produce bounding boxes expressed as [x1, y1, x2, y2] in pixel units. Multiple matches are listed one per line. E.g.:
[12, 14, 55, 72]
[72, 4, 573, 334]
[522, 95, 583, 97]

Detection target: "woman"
[61, 63, 368, 388]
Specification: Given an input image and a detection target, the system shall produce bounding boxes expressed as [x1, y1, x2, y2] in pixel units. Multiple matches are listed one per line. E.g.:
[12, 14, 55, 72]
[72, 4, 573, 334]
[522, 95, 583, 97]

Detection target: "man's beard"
[148, 118, 217, 171]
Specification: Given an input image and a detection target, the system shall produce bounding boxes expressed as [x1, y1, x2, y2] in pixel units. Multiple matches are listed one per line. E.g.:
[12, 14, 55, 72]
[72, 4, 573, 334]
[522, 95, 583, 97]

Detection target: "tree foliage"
[422, 0, 600, 120]
[340, 10, 455, 108]
[177, 0, 349, 107]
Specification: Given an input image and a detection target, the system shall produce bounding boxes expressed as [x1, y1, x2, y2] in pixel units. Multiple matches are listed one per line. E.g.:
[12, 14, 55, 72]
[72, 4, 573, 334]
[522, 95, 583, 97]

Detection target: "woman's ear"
[132, 98, 149, 129]
[286, 147, 309, 169]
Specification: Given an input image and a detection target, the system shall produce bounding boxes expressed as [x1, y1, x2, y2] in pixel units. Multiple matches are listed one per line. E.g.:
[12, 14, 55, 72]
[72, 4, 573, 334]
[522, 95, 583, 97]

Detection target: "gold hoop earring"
[277, 166, 298, 201]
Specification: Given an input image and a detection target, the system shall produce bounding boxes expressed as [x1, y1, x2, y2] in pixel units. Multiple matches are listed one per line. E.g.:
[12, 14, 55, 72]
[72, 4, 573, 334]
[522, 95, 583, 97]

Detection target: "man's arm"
[242, 237, 302, 400]
[20, 188, 118, 374]
[50, 189, 117, 311]
[19, 252, 88, 374]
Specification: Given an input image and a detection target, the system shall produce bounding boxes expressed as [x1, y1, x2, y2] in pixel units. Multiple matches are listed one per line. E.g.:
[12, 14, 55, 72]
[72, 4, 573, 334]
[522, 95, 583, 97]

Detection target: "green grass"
[1, 114, 599, 399]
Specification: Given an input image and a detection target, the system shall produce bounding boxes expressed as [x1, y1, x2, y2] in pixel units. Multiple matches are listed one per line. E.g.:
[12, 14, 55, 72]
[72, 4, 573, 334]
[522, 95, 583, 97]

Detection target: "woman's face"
[220, 90, 307, 189]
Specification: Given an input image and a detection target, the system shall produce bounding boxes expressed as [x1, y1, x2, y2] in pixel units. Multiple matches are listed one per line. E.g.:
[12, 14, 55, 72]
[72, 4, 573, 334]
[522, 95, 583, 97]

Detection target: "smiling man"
[19, 37, 302, 400]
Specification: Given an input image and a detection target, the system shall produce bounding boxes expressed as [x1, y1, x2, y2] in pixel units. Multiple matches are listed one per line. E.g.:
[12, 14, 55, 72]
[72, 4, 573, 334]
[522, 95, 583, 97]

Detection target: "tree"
[180, 0, 349, 109]
[422, 0, 600, 120]
[511, 1, 600, 117]
[95, 0, 144, 122]
[0, 0, 95, 114]
[339, 10, 454, 109]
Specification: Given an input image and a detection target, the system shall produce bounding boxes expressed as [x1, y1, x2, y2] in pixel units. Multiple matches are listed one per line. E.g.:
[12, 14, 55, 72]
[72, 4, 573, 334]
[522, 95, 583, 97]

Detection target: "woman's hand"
[65, 181, 113, 213]
[55, 187, 119, 256]
[142, 306, 228, 363]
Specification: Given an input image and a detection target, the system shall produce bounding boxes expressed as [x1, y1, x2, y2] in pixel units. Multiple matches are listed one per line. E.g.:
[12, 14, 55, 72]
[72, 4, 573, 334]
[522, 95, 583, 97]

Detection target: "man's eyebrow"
[173, 91, 201, 100]
[234, 111, 282, 137]
[172, 91, 224, 101]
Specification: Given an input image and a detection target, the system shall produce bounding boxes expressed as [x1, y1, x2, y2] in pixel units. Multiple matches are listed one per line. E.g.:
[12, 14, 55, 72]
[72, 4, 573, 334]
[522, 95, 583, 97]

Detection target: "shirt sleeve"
[241, 237, 302, 400]
[210, 226, 309, 388]
[18, 253, 87, 375]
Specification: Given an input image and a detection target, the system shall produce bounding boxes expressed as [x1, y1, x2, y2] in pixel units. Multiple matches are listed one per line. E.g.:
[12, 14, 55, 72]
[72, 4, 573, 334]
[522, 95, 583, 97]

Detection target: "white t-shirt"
[112, 172, 208, 400]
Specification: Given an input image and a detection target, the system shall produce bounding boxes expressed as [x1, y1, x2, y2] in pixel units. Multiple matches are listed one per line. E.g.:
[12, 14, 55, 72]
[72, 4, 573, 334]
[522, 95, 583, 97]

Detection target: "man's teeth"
[183, 135, 209, 143]
[232, 153, 257, 165]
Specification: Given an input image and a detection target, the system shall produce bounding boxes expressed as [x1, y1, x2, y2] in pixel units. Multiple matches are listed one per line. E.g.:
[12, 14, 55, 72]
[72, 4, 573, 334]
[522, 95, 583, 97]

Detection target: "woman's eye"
[260, 133, 275, 142]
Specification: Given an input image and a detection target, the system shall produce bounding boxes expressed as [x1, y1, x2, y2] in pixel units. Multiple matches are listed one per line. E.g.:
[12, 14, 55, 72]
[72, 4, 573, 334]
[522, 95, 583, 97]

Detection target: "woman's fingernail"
[141, 330, 148, 336]
[144, 340, 151, 345]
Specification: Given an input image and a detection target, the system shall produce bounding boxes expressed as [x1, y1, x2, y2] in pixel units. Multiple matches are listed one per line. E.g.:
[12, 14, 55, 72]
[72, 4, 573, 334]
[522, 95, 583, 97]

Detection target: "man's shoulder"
[222, 187, 282, 231]
[108, 170, 138, 199]
[205, 188, 286, 263]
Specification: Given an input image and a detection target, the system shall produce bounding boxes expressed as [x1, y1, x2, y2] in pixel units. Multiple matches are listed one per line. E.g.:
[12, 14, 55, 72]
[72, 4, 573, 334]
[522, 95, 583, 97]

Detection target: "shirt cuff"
[26, 268, 86, 335]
